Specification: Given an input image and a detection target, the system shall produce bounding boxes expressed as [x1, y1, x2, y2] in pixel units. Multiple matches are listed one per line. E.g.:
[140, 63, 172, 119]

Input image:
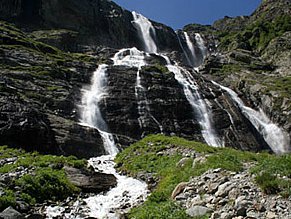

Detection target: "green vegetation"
[0, 146, 86, 211]
[219, 15, 291, 52]
[142, 64, 168, 74]
[115, 135, 291, 218]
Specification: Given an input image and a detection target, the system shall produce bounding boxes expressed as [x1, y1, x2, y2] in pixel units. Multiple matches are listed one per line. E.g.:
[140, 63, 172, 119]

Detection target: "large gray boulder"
[64, 166, 117, 193]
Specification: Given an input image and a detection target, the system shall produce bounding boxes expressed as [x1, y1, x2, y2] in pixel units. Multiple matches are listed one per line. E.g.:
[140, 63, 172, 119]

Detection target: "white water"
[84, 155, 149, 218]
[132, 11, 157, 53]
[79, 64, 119, 155]
[181, 32, 208, 68]
[212, 81, 290, 154]
[131, 13, 220, 138]
[162, 56, 222, 147]
[176, 31, 192, 66]
[184, 32, 197, 67]
[46, 62, 149, 218]
[46, 155, 149, 219]
[112, 47, 164, 133]
[195, 33, 207, 61]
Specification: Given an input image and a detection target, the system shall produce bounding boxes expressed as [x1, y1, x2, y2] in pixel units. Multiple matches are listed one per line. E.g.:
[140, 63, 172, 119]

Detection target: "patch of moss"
[142, 64, 168, 74]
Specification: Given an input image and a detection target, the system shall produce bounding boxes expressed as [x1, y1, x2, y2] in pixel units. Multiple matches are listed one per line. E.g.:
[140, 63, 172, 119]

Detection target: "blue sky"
[113, 0, 262, 29]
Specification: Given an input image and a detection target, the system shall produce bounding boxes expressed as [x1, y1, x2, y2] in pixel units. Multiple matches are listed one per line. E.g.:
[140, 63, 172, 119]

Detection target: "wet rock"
[63, 166, 117, 193]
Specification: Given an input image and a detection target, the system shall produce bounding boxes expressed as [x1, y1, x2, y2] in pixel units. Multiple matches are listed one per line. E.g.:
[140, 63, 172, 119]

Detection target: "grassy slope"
[115, 135, 291, 219]
[0, 146, 86, 211]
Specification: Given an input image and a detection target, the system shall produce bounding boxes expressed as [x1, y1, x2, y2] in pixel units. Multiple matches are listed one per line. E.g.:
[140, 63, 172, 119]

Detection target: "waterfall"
[212, 81, 290, 154]
[46, 62, 149, 218]
[131, 11, 221, 146]
[161, 56, 222, 147]
[112, 47, 164, 133]
[195, 33, 207, 61]
[180, 32, 207, 68]
[184, 32, 197, 67]
[176, 31, 193, 66]
[80, 64, 119, 155]
[132, 11, 158, 53]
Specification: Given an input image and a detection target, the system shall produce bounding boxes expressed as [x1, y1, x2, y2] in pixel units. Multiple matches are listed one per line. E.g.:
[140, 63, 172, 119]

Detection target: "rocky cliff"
[0, 0, 290, 159]
[184, 0, 291, 141]
[0, 0, 180, 52]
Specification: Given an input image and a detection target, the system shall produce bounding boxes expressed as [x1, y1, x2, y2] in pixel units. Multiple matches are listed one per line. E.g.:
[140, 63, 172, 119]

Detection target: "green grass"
[115, 135, 291, 218]
[0, 146, 86, 211]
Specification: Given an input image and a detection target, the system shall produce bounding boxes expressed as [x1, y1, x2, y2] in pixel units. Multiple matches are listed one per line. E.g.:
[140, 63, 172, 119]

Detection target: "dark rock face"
[0, 20, 107, 158]
[0, 0, 180, 52]
[92, 53, 271, 151]
[102, 65, 201, 144]
[64, 165, 117, 193]
[0, 98, 57, 154]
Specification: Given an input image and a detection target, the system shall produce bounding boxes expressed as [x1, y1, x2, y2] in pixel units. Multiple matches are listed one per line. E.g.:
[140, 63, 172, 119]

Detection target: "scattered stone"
[171, 182, 188, 200]
[186, 205, 212, 217]
[266, 211, 277, 219]
[215, 181, 232, 197]
[176, 157, 190, 168]
[175, 168, 291, 219]
[192, 156, 207, 168]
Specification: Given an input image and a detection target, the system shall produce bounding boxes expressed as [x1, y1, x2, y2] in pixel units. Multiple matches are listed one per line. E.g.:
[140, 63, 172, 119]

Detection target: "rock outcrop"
[64, 165, 117, 193]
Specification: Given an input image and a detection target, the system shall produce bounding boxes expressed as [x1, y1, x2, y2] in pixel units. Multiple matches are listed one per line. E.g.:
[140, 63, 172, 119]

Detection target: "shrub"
[0, 190, 16, 210]
[16, 168, 79, 203]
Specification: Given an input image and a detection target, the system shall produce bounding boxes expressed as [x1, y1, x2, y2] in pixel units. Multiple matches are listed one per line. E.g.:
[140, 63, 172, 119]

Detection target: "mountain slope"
[0, 0, 290, 156]
[184, 0, 291, 137]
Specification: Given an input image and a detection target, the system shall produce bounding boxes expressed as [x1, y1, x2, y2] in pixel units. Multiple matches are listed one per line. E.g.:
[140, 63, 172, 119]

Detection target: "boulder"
[186, 205, 212, 217]
[171, 182, 188, 200]
[63, 166, 117, 193]
[0, 207, 22, 219]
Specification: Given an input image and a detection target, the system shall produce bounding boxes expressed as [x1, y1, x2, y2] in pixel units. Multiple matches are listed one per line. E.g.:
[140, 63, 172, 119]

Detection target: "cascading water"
[184, 32, 197, 67]
[112, 47, 163, 133]
[180, 32, 207, 68]
[132, 11, 158, 53]
[160, 55, 223, 147]
[45, 63, 149, 218]
[131, 12, 220, 143]
[212, 81, 290, 154]
[195, 33, 207, 61]
[176, 31, 192, 66]
[80, 64, 118, 155]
